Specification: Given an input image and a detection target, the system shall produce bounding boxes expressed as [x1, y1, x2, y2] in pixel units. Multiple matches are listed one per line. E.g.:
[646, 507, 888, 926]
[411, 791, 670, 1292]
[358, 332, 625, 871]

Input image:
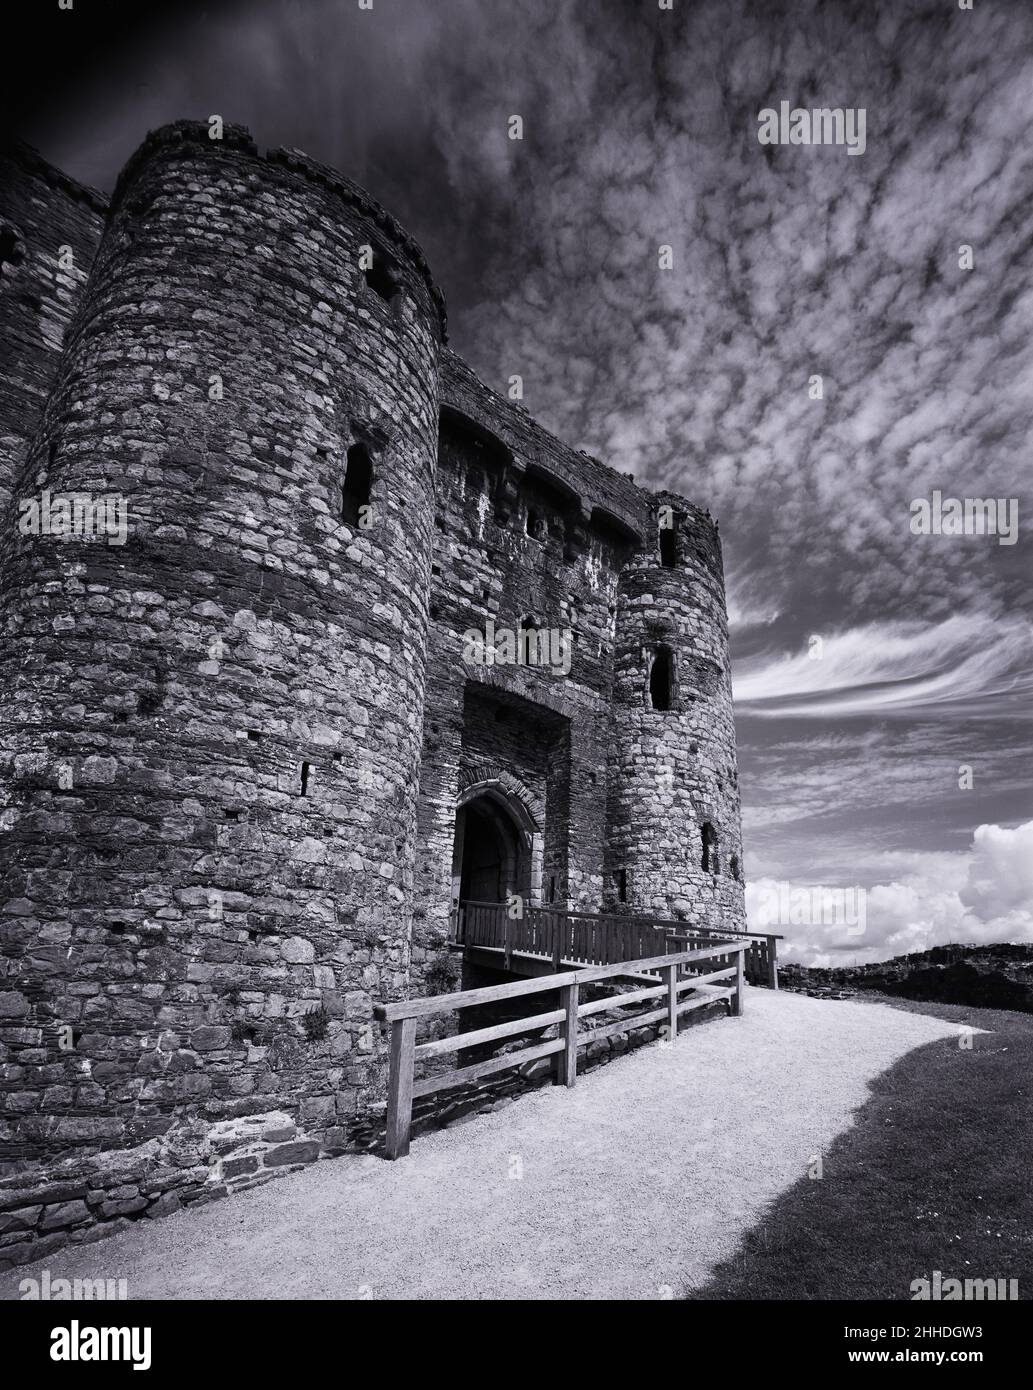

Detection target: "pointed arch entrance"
[451, 765, 544, 908]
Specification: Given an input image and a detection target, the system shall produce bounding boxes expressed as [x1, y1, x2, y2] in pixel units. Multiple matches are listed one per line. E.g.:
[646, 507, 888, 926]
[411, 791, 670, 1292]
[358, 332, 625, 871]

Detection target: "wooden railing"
[454, 901, 781, 989]
[666, 927, 779, 991]
[374, 938, 748, 1158]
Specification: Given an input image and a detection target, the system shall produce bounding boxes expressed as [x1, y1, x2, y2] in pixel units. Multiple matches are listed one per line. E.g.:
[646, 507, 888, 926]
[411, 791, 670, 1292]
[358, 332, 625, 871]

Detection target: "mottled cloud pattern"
[25, 0, 1033, 962]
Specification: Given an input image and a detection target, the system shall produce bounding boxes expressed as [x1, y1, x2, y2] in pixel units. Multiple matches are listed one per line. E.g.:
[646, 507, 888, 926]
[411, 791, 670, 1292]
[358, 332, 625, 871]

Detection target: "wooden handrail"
[662, 923, 785, 943]
[458, 900, 785, 942]
[377, 940, 746, 1021]
[666, 926, 779, 990]
[374, 938, 747, 1158]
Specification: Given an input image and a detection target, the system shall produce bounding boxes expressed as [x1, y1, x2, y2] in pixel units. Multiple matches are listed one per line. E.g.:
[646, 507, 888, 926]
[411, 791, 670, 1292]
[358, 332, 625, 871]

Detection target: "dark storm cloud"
[15, 0, 1032, 955]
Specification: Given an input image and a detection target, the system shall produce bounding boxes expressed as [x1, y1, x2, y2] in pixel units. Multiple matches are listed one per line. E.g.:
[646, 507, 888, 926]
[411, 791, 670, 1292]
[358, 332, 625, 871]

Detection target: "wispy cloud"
[734, 614, 1033, 719]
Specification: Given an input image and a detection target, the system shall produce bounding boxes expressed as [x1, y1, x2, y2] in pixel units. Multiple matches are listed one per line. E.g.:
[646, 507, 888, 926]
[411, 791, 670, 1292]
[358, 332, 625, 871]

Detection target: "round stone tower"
[604, 491, 745, 933]
[0, 121, 444, 1170]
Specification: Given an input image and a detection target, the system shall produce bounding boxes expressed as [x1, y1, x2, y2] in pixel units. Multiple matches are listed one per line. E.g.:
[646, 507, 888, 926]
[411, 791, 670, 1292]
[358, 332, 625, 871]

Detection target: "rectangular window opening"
[343, 442, 373, 526]
[649, 646, 674, 711]
[659, 520, 678, 567]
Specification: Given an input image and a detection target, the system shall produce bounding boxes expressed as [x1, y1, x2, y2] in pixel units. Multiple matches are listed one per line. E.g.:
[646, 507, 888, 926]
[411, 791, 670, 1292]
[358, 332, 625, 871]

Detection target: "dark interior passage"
[458, 801, 511, 903]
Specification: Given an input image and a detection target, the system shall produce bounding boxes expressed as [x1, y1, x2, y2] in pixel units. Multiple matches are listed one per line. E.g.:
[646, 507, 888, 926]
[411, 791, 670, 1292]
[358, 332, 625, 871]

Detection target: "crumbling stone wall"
[0, 121, 745, 1267]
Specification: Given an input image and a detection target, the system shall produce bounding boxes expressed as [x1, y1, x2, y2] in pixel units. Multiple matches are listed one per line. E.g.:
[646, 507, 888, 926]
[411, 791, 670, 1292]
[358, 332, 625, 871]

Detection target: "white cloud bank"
[747, 819, 1033, 966]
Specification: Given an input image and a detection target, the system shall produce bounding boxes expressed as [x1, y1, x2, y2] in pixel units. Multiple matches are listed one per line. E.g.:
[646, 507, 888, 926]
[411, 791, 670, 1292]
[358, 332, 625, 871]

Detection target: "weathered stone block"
[262, 1141, 320, 1167]
[0, 1206, 41, 1235]
[261, 1125, 296, 1143]
[0, 1181, 87, 1210]
[0, 992, 29, 1018]
[222, 1156, 260, 1179]
[146, 1193, 183, 1219]
[282, 937, 315, 964]
[98, 1196, 148, 1219]
[40, 1200, 90, 1230]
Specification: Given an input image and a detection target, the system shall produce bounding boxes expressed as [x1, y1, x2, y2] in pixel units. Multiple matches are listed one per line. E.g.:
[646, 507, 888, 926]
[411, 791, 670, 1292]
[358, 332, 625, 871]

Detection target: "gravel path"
[1, 989, 969, 1300]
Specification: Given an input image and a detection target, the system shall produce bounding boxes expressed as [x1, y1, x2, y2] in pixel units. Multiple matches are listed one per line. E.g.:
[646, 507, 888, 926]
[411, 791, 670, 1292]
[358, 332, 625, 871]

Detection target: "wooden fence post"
[732, 947, 745, 1017]
[503, 911, 512, 972]
[556, 980, 578, 1087]
[385, 1016, 416, 1159]
[766, 936, 779, 990]
[664, 962, 678, 1042]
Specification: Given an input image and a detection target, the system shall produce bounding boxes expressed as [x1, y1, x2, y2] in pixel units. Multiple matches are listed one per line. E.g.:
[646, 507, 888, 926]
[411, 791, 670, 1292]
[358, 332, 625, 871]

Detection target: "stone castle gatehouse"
[0, 123, 744, 1264]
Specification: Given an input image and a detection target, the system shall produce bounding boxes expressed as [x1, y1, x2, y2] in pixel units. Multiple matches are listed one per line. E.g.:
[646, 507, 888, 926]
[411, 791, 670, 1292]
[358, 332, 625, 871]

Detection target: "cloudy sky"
[15, 0, 1032, 963]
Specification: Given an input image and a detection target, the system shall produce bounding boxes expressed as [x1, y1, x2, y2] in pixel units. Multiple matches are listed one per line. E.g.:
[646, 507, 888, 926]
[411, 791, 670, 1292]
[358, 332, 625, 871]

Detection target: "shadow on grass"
[688, 1004, 1033, 1301]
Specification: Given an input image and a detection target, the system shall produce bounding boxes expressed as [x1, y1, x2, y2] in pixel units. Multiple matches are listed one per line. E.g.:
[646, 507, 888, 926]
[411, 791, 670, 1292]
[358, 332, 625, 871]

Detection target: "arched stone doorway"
[451, 767, 544, 908]
[454, 796, 524, 904]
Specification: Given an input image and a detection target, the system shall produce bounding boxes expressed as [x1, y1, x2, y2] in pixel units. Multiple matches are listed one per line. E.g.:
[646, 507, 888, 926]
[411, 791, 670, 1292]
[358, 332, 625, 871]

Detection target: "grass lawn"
[690, 994, 1033, 1300]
